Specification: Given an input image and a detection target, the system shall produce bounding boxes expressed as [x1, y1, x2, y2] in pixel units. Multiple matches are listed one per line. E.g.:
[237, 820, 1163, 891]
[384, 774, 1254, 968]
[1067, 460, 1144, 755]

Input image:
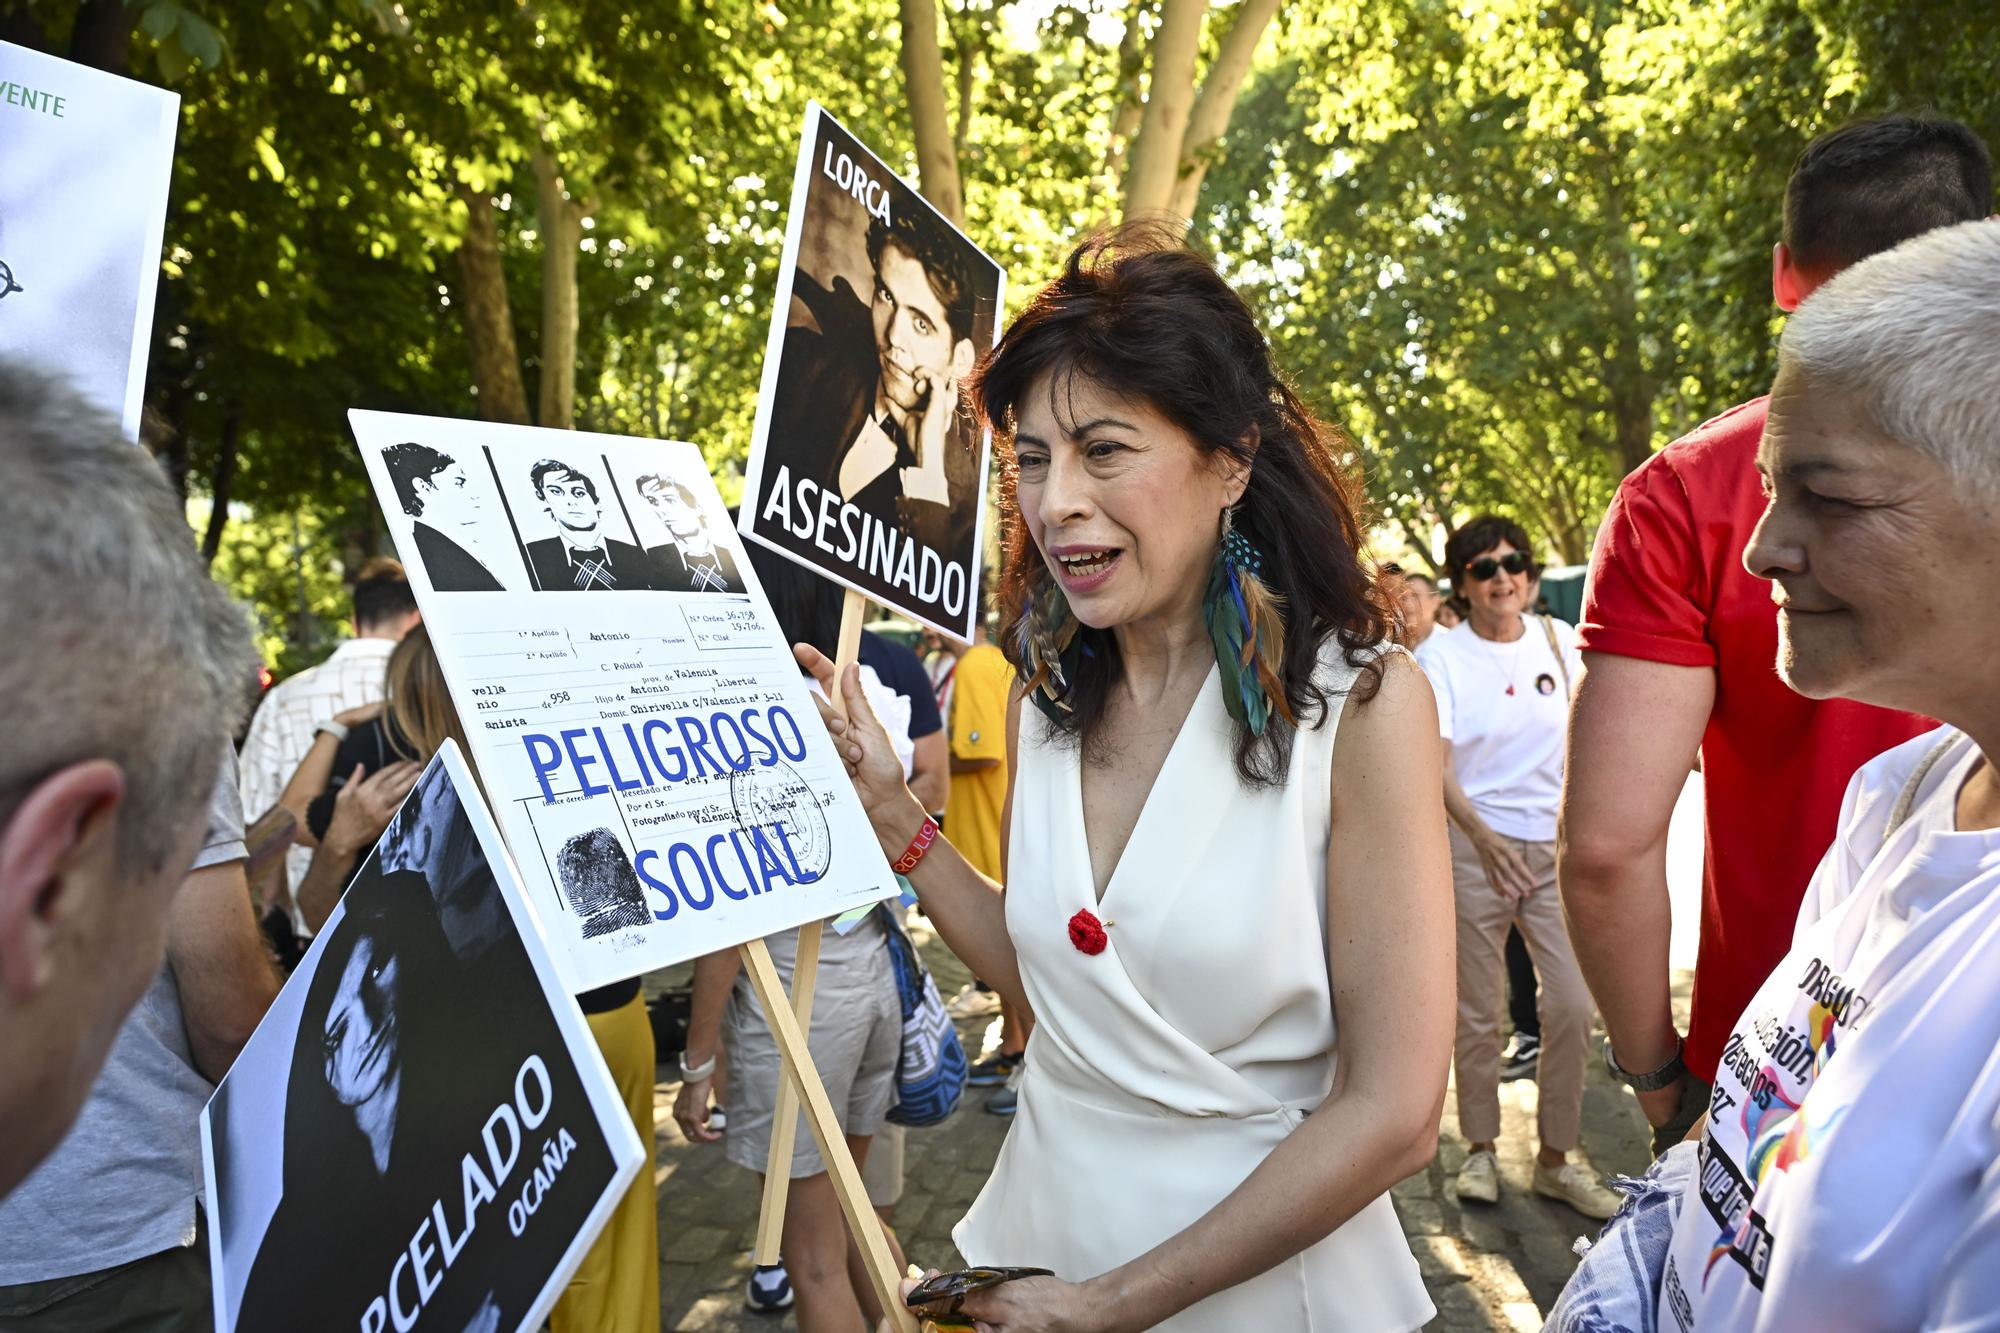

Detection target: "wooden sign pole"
[742, 588, 915, 1329]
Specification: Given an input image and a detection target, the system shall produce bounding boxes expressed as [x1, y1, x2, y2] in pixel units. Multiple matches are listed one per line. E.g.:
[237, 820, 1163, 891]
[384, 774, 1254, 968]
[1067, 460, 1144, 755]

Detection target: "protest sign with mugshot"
[351, 410, 901, 991]
[0, 41, 177, 439]
[201, 744, 644, 1333]
[737, 102, 1005, 642]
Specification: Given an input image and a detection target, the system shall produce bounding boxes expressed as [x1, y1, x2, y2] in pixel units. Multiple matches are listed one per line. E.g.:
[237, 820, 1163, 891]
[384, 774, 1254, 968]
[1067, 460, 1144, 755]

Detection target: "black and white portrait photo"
[517, 456, 651, 592]
[630, 471, 746, 594]
[381, 441, 517, 592]
[741, 104, 1004, 640]
[202, 747, 641, 1333]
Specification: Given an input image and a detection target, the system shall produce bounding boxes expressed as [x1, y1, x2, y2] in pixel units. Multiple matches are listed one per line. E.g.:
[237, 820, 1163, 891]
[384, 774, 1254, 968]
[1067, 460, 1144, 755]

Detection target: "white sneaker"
[946, 984, 1002, 1020]
[1533, 1160, 1623, 1221]
[1454, 1149, 1500, 1204]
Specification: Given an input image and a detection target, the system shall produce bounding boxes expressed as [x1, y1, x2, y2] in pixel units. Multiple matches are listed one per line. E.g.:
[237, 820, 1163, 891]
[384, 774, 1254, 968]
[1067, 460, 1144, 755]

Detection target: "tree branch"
[1166, 0, 1284, 219]
[1120, 0, 1209, 220]
[898, 0, 966, 226]
[532, 143, 580, 429]
[454, 185, 532, 426]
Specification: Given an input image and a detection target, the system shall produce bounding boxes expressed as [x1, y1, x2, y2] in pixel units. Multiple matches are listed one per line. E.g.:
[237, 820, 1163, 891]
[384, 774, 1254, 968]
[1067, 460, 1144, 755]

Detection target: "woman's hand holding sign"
[794, 643, 927, 861]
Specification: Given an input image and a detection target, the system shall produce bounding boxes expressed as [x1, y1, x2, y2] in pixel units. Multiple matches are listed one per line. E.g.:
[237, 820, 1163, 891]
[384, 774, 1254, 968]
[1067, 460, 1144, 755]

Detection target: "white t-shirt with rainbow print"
[1660, 725, 2000, 1330]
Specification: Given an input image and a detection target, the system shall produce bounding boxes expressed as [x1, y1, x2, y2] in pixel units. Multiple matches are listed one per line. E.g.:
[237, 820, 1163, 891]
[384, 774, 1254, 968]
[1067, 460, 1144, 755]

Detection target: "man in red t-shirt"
[1559, 114, 1992, 1153]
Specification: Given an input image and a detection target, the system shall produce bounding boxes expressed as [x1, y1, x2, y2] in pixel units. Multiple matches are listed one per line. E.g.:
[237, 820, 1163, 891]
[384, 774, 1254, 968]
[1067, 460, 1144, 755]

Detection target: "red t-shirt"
[1577, 395, 1930, 1082]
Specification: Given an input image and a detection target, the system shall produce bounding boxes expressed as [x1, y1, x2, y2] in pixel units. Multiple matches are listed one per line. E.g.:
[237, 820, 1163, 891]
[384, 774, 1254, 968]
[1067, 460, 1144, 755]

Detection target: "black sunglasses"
[1466, 551, 1531, 581]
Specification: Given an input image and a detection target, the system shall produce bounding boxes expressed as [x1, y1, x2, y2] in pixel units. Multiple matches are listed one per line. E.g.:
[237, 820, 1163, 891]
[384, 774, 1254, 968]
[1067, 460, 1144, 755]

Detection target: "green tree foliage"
[7, 0, 1992, 647]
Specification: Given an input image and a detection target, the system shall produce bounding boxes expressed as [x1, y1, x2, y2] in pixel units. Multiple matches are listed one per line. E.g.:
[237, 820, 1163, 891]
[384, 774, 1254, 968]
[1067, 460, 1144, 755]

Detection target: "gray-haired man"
[0, 368, 278, 1328]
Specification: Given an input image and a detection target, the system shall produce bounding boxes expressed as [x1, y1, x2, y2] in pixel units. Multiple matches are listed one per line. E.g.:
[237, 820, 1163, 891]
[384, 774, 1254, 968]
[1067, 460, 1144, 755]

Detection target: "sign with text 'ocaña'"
[202, 744, 643, 1333]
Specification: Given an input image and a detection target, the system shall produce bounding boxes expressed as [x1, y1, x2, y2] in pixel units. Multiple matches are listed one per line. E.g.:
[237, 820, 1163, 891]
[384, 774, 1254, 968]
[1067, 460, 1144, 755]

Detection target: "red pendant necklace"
[1474, 620, 1526, 696]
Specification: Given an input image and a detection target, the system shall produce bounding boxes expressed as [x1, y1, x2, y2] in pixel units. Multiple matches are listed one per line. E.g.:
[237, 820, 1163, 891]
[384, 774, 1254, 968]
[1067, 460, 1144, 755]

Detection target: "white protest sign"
[202, 743, 644, 1333]
[0, 41, 177, 439]
[352, 410, 901, 990]
[737, 102, 1005, 643]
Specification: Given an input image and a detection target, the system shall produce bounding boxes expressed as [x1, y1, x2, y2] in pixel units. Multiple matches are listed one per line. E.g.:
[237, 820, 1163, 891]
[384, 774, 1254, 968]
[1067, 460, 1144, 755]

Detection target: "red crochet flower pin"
[1068, 909, 1111, 956]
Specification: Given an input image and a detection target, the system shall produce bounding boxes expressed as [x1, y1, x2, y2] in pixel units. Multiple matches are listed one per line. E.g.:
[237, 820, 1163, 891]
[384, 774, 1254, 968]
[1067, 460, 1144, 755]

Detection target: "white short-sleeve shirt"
[1415, 615, 1580, 841]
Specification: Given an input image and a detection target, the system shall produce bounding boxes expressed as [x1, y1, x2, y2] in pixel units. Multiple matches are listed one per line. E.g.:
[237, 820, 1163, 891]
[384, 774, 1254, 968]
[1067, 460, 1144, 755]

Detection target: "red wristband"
[890, 816, 940, 875]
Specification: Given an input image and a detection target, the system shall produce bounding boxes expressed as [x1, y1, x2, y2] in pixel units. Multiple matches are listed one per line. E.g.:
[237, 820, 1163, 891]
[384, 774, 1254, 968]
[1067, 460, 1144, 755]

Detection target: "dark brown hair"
[1784, 114, 1991, 276]
[1443, 514, 1538, 590]
[973, 224, 1393, 786]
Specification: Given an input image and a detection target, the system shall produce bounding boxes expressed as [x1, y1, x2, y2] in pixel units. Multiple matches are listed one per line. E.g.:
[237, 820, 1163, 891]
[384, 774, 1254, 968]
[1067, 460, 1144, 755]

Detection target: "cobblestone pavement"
[647, 924, 1693, 1331]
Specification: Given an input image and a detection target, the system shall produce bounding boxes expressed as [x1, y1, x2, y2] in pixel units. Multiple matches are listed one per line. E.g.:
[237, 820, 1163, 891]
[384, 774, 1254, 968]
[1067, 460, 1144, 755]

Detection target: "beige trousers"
[1448, 824, 1593, 1151]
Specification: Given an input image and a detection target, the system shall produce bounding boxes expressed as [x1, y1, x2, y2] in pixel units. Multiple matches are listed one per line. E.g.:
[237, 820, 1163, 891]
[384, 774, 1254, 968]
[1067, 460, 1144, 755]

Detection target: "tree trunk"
[532, 147, 580, 429]
[1120, 0, 1209, 220]
[202, 411, 240, 563]
[1166, 0, 1283, 220]
[0, 6, 50, 52]
[951, 18, 979, 160]
[454, 185, 532, 426]
[897, 0, 965, 226]
[67, 0, 133, 72]
[1100, 0, 1155, 198]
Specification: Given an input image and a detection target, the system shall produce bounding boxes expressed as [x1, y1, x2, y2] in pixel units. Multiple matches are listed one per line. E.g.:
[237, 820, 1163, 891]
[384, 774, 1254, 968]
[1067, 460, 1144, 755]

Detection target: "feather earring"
[1017, 583, 1083, 725]
[1205, 511, 1293, 736]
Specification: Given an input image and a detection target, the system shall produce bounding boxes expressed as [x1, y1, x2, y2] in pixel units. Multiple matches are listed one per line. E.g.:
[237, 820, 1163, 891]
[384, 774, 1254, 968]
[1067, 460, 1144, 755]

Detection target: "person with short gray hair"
[1778, 218, 2000, 498]
[0, 364, 253, 1195]
[0, 366, 279, 1329]
[1553, 218, 2000, 1330]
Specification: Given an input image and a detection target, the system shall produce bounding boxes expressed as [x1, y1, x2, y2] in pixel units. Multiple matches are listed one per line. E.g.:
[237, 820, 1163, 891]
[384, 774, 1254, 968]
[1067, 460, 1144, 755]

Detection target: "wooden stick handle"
[751, 917, 821, 1263]
[741, 938, 918, 1331]
[752, 586, 872, 1265]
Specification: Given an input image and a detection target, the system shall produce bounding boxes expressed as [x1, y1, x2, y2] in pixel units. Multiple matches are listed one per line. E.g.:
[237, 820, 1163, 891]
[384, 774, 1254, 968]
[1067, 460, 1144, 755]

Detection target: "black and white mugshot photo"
[203, 752, 637, 1333]
[626, 469, 746, 594]
[508, 454, 652, 592]
[380, 441, 520, 592]
[742, 105, 1004, 639]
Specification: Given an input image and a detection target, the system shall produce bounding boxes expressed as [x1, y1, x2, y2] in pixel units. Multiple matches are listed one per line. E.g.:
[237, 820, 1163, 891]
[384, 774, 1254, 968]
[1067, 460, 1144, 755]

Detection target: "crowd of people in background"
[3, 105, 2000, 1333]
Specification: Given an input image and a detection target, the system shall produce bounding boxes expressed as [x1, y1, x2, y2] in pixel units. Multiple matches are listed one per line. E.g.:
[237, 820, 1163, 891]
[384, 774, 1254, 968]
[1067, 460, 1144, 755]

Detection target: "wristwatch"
[315, 719, 350, 744]
[1603, 1035, 1686, 1092]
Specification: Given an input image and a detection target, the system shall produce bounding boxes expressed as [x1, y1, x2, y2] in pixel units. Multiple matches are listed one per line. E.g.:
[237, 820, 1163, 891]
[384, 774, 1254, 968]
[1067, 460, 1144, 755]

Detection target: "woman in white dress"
[801, 228, 1453, 1331]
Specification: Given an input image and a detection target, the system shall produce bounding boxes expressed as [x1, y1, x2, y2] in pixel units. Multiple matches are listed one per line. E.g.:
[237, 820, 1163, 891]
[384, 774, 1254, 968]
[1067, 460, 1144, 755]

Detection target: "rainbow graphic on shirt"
[1702, 999, 1845, 1287]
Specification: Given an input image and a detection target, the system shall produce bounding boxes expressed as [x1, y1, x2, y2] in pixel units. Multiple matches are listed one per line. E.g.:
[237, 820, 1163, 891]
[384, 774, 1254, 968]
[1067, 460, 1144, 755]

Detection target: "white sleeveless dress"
[954, 645, 1434, 1331]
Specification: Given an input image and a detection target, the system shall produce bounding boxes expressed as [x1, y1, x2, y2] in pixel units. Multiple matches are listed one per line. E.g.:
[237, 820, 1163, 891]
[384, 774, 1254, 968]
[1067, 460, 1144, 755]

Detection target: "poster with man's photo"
[354, 411, 901, 991]
[0, 41, 178, 440]
[201, 744, 643, 1333]
[737, 102, 1005, 642]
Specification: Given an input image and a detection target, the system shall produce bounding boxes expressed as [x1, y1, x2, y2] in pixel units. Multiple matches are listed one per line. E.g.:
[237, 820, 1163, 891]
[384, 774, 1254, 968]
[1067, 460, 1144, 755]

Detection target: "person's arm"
[276, 703, 384, 849]
[671, 948, 743, 1143]
[948, 655, 1455, 1333]
[907, 729, 949, 815]
[296, 760, 423, 932]
[797, 645, 1020, 1001]
[1557, 652, 1713, 1125]
[167, 858, 281, 1082]
[1439, 739, 1535, 900]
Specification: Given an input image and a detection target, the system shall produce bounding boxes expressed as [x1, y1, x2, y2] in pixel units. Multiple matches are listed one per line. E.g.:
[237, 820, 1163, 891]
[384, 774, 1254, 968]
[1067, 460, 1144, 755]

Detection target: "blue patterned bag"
[876, 903, 968, 1127]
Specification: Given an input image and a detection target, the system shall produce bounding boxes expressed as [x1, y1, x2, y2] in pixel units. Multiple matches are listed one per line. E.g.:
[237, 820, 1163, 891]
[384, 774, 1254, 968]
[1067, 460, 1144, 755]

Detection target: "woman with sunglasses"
[1414, 515, 1619, 1220]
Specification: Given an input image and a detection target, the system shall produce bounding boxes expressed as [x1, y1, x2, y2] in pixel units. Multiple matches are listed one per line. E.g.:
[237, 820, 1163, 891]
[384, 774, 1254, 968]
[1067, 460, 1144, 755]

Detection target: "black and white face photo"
[640, 476, 711, 549]
[628, 470, 747, 594]
[740, 107, 1003, 639]
[536, 462, 606, 546]
[379, 440, 517, 593]
[508, 454, 651, 592]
